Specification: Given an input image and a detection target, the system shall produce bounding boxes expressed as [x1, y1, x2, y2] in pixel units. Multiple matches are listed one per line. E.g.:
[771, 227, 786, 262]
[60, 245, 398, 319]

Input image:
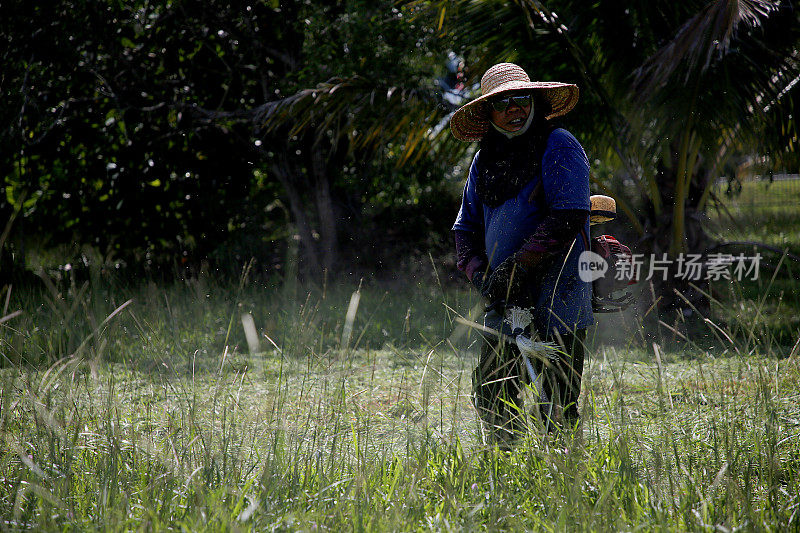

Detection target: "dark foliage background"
[2, 0, 798, 307]
[1, 0, 458, 282]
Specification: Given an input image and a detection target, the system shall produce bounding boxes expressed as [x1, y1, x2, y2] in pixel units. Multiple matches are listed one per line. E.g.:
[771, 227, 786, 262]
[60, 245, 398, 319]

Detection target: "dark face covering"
[474, 98, 556, 208]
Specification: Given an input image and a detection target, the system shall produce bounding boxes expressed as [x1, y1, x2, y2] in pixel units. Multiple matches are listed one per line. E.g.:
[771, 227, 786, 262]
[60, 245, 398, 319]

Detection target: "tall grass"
[1, 269, 799, 530]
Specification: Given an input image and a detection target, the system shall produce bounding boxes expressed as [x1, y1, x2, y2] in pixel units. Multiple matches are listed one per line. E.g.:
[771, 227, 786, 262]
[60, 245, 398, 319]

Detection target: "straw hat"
[450, 63, 579, 142]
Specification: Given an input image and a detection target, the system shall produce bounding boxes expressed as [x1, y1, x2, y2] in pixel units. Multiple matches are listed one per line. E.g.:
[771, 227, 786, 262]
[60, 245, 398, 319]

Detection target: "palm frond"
[629, 0, 799, 151]
[632, 0, 782, 99]
[256, 75, 461, 165]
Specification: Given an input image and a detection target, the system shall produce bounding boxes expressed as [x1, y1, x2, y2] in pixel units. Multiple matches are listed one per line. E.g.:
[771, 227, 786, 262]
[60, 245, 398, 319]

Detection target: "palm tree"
[258, 0, 799, 303]
[410, 0, 799, 321]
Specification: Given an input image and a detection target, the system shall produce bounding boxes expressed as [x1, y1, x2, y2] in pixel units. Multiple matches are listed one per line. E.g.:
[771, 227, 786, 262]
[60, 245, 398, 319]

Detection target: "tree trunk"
[262, 136, 343, 278]
[643, 143, 714, 342]
[310, 143, 339, 273]
[269, 155, 322, 274]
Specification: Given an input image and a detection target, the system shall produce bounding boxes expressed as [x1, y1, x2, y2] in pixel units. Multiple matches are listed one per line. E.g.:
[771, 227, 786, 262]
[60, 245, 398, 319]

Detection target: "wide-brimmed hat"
[450, 63, 579, 142]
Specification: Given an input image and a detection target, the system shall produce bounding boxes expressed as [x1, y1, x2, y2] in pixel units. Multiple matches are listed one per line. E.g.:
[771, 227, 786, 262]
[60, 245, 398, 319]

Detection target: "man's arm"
[454, 229, 489, 282]
[513, 208, 588, 271]
[453, 153, 489, 289]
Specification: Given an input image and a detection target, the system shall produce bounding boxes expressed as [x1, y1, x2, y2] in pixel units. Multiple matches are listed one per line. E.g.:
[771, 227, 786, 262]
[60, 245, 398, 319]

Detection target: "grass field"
[704, 177, 800, 347]
[2, 270, 800, 531]
[1, 180, 799, 530]
[707, 177, 800, 256]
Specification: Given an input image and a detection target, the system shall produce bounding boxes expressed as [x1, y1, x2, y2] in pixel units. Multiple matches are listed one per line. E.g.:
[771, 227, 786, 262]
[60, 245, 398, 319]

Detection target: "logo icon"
[578, 250, 608, 282]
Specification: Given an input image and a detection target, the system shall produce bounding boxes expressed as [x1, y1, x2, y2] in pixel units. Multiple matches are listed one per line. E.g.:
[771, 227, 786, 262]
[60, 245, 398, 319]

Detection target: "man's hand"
[471, 268, 490, 294]
[481, 258, 528, 304]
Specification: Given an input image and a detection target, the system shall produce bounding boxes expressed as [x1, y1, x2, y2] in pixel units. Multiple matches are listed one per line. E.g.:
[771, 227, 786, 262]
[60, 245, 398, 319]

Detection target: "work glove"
[471, 267, 491, 294]
[481, 258, 529, 305]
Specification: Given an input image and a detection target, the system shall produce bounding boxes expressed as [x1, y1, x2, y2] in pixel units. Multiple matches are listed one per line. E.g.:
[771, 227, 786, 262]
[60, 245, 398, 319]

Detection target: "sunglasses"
[489, 93, 532, 112]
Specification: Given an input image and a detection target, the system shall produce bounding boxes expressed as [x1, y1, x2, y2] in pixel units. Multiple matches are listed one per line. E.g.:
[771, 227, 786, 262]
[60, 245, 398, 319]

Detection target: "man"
[451, 62, 593, 446]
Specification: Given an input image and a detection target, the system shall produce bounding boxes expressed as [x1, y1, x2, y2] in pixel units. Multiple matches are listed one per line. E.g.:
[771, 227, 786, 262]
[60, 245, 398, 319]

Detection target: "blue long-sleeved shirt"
[452, 128, 594, 335]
